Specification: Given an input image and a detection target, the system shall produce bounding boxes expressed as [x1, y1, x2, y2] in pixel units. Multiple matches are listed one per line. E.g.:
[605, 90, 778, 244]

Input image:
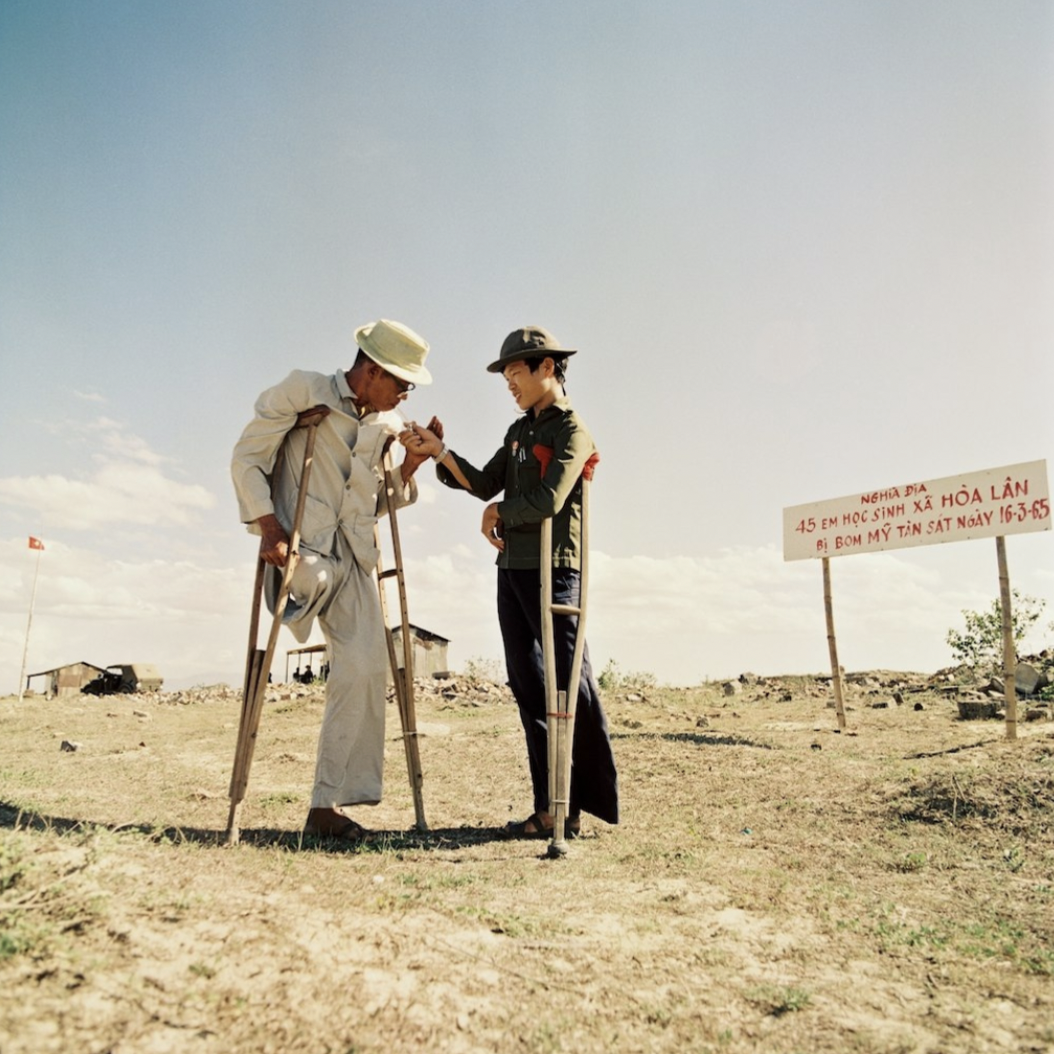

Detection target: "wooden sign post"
[996, 536, 1018, 741]
[822, 557, 848, 732]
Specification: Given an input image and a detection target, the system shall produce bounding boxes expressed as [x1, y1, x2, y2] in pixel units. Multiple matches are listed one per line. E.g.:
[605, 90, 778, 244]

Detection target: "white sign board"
[783, 460, 1050, 562]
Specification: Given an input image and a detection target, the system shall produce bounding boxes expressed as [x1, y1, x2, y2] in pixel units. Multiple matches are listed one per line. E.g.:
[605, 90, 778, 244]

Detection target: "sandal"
[503, 812, 553, 839]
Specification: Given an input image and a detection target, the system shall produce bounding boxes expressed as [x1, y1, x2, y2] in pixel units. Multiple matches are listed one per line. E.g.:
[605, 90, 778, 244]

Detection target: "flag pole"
[17, 544, 43, 704]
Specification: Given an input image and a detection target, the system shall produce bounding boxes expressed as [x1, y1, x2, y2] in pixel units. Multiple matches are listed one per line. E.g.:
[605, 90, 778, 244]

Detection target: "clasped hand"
[398, 417, 445, 458]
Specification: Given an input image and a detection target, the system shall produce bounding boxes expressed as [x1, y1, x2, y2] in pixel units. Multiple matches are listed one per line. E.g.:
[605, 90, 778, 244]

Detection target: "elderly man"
[231, 319, 436, 841]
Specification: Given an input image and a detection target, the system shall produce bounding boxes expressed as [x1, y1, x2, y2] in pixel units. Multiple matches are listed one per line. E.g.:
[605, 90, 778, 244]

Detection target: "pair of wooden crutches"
[539, 449, 598, 859]
[225, 419, 426, 845]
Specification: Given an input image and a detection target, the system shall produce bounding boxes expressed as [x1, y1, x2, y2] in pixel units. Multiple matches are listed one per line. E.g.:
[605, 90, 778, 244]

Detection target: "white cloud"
[2, 537, 1051, 696]
[1, 539, 250, 691]
[88, 418, 172, 467]
[397, 543, 1054, 685]
[0, 466, 213, 530]
[0, 418, 213, 530]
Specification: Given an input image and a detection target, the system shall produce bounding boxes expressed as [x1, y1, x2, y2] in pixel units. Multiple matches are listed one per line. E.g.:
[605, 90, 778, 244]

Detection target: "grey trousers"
[284, 541, 388, 809]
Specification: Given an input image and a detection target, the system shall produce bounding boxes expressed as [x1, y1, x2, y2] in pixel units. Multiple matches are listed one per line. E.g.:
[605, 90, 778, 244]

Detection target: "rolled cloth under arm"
[533, 445, 600, 480]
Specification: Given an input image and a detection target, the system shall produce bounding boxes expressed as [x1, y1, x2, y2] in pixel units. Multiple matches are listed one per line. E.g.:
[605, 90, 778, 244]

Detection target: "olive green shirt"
[437, 396, 597, 570]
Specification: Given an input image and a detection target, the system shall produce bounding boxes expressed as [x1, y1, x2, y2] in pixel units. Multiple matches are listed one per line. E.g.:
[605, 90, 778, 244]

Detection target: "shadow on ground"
[0, 800, 515, 853]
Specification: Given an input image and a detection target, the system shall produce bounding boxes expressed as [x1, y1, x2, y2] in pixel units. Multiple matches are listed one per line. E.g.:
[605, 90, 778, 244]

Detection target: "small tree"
[597, 660, 657, 692]
[945, 591, 1046, 671]
[462, 656, 504, 685]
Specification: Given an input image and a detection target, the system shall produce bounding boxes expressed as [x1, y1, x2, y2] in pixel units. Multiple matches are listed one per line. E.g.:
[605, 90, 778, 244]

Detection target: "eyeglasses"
[386, 372, 415, 394]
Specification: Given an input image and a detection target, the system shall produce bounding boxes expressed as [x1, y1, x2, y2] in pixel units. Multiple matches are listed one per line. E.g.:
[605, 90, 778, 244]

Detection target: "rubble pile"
[428, 674, 515, 708]
[48, 655, 1051, 726]
[255, 673, 514, 711]
[719, 659, 1053, 723]
[163, 685, 243, 706]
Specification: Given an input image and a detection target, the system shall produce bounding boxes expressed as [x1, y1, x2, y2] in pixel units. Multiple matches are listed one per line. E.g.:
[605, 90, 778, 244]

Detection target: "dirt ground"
[1, 671, 1053, 1054]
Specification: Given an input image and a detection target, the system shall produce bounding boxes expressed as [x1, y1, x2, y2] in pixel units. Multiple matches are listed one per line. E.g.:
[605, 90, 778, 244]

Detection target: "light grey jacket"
[231, 368, 416, 576]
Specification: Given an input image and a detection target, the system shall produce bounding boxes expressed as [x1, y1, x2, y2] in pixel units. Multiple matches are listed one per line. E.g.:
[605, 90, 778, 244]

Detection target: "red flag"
[28, 536, 44, 551]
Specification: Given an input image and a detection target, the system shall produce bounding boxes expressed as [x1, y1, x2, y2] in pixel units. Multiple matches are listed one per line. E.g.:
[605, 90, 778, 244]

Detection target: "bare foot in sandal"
[503, 811, 553, 839]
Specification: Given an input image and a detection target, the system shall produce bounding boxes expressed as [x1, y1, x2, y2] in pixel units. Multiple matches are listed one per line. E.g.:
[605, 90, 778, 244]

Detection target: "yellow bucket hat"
[355, 319, 433, 386]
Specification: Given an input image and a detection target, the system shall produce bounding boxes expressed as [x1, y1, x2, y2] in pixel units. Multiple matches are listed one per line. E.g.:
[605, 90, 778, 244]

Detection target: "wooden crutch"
[541, 450, 599, 859]
[226, 419, 320, 845]
[375, 438, 428, 832]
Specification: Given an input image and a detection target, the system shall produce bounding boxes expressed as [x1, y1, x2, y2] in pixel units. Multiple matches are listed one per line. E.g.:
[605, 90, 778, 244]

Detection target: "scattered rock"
[957, 699, 999, 721]
[846, 673, 881, 689]
[1015, 663, 1045, 695]
[722, 681, 741, 697]
[60, 740, 81, 752]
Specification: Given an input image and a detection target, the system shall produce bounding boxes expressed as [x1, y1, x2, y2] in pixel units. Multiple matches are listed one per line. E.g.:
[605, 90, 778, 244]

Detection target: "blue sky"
[2, 1, 1052, 690]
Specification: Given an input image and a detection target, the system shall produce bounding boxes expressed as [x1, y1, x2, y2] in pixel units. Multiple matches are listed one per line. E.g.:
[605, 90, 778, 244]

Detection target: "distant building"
[284, 643, 329, 684]
[391, 624, 451, 680]
[26, 662, 106, 699]
[84, 663, 164, 694]
[284, 624, 450, 684]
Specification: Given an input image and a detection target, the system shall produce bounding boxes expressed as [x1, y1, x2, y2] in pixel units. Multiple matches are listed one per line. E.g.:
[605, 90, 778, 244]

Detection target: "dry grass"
[1, 675, 1053, 1054]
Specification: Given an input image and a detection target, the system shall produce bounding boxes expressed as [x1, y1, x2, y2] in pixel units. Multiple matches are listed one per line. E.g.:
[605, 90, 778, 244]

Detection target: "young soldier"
[409, 326, 619, 839]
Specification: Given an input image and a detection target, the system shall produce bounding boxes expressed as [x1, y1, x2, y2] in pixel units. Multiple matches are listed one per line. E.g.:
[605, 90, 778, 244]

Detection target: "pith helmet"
[486, 326, 577, 373]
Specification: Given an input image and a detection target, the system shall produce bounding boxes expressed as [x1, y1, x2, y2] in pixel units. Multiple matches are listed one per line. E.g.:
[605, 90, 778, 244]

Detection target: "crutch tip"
[546, 839, 570, 859]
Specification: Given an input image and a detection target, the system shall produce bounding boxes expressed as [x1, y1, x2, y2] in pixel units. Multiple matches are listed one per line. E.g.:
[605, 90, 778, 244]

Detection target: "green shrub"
[597, 660, 656, 691]
[946, 591, 1047, 672]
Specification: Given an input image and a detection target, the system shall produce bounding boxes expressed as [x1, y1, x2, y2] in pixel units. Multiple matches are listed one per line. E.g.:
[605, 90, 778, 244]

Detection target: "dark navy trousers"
[496, 567, 619, 824]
